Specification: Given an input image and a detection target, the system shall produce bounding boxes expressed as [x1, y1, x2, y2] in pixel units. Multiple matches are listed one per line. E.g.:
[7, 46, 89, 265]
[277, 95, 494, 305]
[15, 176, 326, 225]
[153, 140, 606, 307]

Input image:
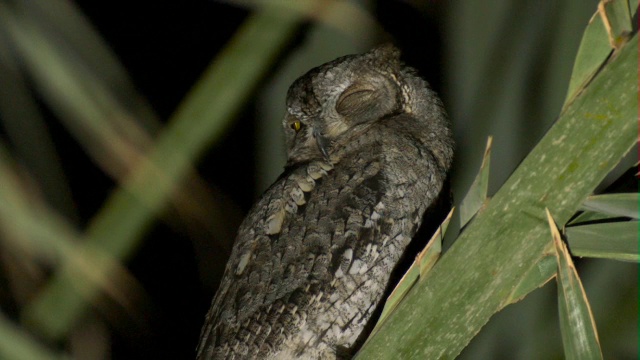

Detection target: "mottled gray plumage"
[197, 45, 454, 359]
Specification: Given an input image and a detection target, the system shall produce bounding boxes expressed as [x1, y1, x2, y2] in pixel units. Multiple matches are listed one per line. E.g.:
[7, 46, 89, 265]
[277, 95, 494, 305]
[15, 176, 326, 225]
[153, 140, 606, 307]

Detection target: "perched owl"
[197, 45, 454, 359]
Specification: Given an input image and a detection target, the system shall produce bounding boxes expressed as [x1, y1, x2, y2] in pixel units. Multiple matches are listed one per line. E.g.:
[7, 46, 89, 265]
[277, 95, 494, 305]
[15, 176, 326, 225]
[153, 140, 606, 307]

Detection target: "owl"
[197, 45, 454, 359]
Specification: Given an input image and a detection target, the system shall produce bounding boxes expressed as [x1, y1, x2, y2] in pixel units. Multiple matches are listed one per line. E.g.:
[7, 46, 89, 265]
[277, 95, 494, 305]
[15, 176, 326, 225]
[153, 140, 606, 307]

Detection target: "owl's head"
[282, 45, 410, 166]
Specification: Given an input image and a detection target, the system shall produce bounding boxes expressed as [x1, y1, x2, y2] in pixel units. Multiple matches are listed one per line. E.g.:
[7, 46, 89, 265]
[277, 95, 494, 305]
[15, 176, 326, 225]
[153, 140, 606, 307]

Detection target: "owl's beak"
[313, 129, 331, 161]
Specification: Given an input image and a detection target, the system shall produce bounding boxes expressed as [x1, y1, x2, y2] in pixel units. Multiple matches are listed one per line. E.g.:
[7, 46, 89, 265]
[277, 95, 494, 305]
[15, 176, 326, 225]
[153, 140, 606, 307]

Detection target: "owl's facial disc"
[284, 113, 329, 166]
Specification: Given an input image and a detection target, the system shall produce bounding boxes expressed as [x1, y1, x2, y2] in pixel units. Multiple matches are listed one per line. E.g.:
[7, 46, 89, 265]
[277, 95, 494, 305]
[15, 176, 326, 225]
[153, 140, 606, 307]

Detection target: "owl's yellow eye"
[290, 120, 302, 132]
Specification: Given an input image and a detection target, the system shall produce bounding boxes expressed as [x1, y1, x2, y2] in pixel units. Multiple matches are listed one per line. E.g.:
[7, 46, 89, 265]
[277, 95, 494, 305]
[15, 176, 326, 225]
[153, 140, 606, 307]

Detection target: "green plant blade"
[356, 29, 637, 360]
[568, 192, 639, 225]
[599, 0, 633, 49]
[369, 208, 454, 338]
[505, 243, 556, 305]
[569, 210, 617, 225]
[548, 210, 603, 360]
[0, 144, 145, 311]
[566, 221, 639, 262]
[459, 137, 492, 227]
[563, 0, 631, 108]
[0, 29, 75, 218]
[562, 10, 611, 108]
[581, 193, 639, 219]
[0, 311, 68, 360]
[21, 4, 308, 341]
[419, 209, 453, 278]
[0, 3, 155, 180]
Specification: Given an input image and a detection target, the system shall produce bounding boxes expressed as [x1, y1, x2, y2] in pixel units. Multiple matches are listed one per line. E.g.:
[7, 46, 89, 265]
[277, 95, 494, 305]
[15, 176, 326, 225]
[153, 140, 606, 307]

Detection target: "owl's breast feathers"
[197, 114, 448, 359]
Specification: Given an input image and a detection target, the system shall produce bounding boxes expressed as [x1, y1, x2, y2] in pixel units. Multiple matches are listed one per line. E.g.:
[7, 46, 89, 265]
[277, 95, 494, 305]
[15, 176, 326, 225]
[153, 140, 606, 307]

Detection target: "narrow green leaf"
[548, 209, 603, 360]
[568, 210, 615, 225]
[0, 145, 148, 343]
[371, 262, 419, 334]
[581, 193, 639, 219]
[566, 221, 639, 262]
[0, 3, 154, 179]
[598, 0, 633, 49]
[418, 209, 452, 278]
[459, 136, 492, 227]
[0, 29, 75, 218]
[568, 192, 638, 225]
[368, 209, 454, 338]
[504, 243, 556, 305]
[0, 311, 69, 360]
[21, 4, 308, 340]
[563, 8, 612, 108]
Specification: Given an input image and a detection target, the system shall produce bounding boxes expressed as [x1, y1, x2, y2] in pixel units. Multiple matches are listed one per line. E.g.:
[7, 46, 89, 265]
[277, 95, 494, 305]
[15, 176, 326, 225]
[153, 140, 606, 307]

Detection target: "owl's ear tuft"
[370, 44, 401, 65]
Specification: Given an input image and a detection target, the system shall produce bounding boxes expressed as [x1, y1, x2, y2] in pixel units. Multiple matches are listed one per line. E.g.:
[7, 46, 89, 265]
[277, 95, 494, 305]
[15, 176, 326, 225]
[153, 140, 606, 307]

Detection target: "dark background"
[58, 2, 448, 357]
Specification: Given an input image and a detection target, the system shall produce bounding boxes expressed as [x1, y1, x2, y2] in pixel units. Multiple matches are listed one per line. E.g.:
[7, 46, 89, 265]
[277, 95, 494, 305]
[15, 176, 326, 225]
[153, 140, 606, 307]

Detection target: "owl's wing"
[196, 161, 336, 358]
[198, 125, 443, 359]
[284, 136, 436, 356]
